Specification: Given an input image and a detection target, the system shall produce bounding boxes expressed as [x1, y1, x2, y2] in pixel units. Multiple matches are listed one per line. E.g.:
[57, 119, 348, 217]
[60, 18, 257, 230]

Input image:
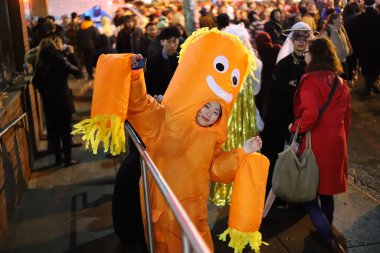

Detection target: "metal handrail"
[125, 121, 211, 253]
[0, 113, 28, 138]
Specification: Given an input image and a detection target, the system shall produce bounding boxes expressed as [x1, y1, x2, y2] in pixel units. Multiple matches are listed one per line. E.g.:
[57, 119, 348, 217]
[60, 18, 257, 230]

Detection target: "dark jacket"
[35, 47, 82, 115]
[139, 35, 154, 58]
[348, 8, 380, 76]
[77, 21, 99, 50]
[255, 32, 281, 113]
[144, 50, 178, 96]
[263, 53, 306, 129]
[264, 19, 284, 45]
[116, 28, 143, 53]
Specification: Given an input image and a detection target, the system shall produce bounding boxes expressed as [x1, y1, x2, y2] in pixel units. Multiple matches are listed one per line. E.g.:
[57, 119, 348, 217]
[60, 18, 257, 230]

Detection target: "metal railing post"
[182, 231, 191, 253]
[140, 159, 155, 253]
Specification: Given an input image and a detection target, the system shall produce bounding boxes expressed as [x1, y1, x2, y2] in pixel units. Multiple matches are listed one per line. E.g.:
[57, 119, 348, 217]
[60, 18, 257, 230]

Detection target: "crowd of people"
[24, 0, 380, 252]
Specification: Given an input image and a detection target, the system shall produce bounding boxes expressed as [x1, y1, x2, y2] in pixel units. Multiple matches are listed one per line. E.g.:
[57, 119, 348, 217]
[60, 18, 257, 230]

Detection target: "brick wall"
[19, 0, 30, 52]
[30, 0, 48, 18]
[0, 91, 31, 237]
[7, 0, 30, 71]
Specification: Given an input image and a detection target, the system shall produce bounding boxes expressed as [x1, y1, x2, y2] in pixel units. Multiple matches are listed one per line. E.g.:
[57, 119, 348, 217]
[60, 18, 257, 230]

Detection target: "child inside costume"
[73, 28, 269, 253]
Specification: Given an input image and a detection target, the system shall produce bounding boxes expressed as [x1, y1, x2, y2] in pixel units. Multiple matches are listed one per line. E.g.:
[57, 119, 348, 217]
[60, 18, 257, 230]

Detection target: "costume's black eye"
[213, 56, 229, 73]
[231, 69, 240, 87]
[216, 63, 224, 72]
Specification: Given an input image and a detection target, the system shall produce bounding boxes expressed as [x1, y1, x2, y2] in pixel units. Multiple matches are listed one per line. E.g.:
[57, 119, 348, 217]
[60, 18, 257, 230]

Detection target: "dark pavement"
[0, 76, 379, 253]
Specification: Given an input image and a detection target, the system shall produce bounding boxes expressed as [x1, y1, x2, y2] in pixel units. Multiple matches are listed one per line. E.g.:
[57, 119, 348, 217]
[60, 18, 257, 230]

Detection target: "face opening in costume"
[206, 55, 241, 103]
[196, 102, 222, 127]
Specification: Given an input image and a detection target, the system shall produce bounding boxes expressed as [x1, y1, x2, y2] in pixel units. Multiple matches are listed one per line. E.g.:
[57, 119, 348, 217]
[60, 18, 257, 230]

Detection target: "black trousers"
[45, 113, 72, 163]
[112, 140, 148, 252]
[260, 126, 288, 197]
[83, 49, 95, 79]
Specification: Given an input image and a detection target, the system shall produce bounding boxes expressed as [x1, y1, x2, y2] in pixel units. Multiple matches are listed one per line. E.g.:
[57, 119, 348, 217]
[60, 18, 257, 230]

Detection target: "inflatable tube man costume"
[73, 28, 269, 253]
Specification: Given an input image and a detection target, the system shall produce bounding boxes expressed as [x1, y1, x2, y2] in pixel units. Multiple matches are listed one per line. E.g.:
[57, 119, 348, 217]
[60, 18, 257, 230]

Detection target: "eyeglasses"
[302, 51, 310, 56]
[293, 36, 309, 42]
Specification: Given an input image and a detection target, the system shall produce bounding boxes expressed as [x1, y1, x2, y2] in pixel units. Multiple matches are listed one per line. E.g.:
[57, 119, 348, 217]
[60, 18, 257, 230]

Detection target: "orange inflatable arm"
[213, 151, 269, 253]
[72, 54, 164, 155]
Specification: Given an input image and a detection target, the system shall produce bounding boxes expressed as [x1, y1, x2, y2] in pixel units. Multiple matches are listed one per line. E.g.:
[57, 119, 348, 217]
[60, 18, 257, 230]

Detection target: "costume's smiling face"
[206, 55, 241, 103]
[188, 32, 248, 107]
[162, 30, 250, 132]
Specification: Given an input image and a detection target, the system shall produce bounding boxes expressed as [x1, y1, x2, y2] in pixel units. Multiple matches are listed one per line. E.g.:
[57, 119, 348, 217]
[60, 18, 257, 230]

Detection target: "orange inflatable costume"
[73, 28, 269, 253]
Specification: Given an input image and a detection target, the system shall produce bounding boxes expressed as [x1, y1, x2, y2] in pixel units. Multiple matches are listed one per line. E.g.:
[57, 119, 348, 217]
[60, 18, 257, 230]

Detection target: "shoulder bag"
[271, 76, 338, 203]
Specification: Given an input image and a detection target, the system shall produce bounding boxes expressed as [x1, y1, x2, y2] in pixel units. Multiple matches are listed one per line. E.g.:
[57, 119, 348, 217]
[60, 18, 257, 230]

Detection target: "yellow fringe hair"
[72, 114, 126, 155]
[219, 228, 268, 253]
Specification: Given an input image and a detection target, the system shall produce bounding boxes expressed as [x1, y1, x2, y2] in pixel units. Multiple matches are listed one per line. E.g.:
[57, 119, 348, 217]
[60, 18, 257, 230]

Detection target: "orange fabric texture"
[72, 54, 133, 155]
[91, 53, 133, 120]
[229, 153, 269, 231]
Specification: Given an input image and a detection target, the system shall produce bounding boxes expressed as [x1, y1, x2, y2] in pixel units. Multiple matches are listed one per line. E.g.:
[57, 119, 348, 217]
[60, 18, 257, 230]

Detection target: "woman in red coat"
[290, 37, 350, 253]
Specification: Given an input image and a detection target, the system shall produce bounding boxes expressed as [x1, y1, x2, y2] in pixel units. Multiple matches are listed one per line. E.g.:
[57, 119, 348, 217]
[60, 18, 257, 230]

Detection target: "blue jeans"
[303, 195, 335, 243]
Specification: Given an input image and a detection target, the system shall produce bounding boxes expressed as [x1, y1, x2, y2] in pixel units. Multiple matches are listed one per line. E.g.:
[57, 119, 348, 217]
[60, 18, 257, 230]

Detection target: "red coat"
[290, 71, 351, 195]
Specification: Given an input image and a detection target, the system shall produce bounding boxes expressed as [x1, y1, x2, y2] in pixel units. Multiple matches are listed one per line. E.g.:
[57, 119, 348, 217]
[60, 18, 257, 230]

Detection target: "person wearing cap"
[349, 0, 380, 95]
[260, 22, 315, 201]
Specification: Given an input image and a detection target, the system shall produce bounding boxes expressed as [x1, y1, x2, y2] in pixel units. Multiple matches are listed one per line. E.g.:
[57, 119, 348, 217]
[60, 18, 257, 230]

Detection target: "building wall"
[30, 0, 48, 18]
[7, 0, 30, 71]
[0, 91, 31, 237]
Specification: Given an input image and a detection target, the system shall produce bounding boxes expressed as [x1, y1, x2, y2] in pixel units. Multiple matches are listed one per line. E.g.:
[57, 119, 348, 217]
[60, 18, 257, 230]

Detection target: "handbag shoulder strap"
[319, 76, 338, 118]
[306, 131, 312, 149]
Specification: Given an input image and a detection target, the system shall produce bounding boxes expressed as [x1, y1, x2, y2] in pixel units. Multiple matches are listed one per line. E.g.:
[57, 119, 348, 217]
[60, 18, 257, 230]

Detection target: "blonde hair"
[37, 37, 59, 59]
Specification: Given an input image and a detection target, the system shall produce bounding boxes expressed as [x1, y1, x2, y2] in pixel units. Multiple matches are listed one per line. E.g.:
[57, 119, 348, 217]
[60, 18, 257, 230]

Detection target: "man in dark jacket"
[138, 22, 158, 58]
[77, 16, 99, 80]
[144, 26, 180, 97]
[349, 0, 380, 95]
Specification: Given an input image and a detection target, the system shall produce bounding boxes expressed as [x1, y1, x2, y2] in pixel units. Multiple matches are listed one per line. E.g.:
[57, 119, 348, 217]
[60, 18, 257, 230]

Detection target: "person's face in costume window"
[196, 102, 222, 127]
[161, 36, 179, 56]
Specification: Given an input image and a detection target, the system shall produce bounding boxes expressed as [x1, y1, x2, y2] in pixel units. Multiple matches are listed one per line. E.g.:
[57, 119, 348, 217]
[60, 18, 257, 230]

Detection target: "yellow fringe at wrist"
[71, 114, 126, 156]
[219, 228, 268, 253]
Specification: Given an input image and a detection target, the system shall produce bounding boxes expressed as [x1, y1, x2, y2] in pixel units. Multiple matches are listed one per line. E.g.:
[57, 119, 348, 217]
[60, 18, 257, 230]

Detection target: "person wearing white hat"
[261, 22, 317, 202]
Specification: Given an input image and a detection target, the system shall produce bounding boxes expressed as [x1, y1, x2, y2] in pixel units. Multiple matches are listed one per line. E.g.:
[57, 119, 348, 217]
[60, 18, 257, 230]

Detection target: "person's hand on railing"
[243, 136, 262, 154]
